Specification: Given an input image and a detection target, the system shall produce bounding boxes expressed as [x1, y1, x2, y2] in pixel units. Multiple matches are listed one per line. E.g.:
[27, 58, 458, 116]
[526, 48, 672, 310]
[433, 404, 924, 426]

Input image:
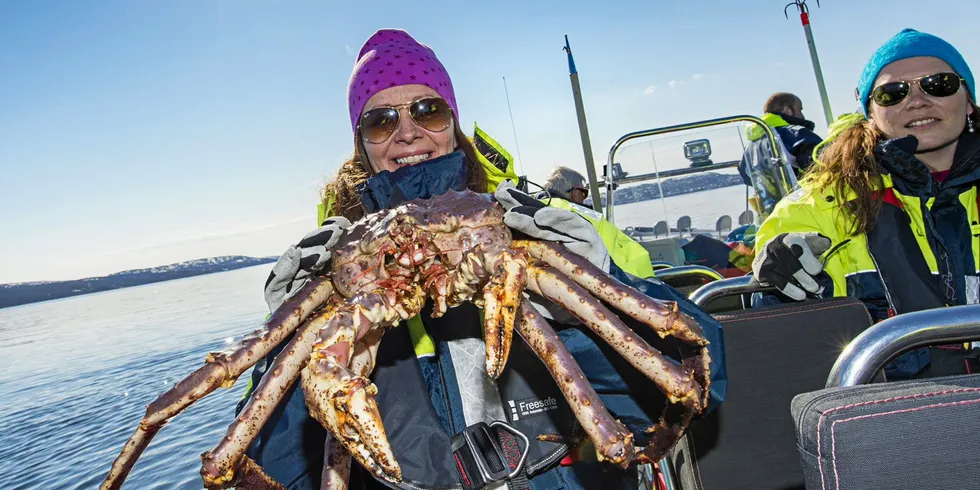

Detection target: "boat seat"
[790, 305, 980, 490]
[667, 297, 875, 490]
[792, 373, 980, 490]
[738, 210, 754, 226]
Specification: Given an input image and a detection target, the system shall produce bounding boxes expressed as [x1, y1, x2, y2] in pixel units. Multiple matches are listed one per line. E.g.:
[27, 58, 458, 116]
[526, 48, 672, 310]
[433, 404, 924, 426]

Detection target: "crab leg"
[303, 290, 420, 485]
[321, 435, 352, 490]
[481, 248, 528, 379]
[525, 265, 703, 411]
[320, 328, 381, 490]
[515, 299, 634, 467]
[225, 456, 286, 490]
[633, 411, 698, 464]
[100, 277, 336, 490]
[516, 240, 707, 347]
[201, 296, 342, 489]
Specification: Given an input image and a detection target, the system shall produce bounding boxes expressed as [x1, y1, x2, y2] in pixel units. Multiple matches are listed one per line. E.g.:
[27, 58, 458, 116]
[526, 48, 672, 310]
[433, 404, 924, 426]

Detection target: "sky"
[2, 0, 979, 283]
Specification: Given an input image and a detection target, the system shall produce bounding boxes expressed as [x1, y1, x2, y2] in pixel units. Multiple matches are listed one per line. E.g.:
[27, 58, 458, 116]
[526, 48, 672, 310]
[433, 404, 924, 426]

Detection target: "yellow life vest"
[471, 122, 521, 191]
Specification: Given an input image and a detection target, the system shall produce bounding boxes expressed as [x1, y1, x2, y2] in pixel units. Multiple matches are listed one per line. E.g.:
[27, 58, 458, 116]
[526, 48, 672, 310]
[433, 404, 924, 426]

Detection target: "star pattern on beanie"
[346, 29, 459, 134]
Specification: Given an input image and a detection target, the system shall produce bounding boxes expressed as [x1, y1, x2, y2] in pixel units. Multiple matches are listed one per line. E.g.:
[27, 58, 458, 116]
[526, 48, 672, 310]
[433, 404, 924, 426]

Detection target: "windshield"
[597, 122, 757, 239]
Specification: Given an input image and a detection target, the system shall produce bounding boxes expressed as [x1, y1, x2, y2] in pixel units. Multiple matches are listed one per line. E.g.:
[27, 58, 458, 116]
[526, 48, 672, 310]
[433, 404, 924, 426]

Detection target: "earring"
[970, 115, 976, 133]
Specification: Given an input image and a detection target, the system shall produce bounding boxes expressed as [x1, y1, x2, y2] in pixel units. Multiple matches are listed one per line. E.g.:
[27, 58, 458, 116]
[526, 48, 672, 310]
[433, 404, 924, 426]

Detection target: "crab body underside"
[100, 190, 710, 490]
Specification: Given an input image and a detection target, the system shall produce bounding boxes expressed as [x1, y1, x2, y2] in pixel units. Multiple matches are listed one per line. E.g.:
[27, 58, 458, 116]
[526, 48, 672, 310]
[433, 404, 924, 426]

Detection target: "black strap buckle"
[450, 421, 529, 490]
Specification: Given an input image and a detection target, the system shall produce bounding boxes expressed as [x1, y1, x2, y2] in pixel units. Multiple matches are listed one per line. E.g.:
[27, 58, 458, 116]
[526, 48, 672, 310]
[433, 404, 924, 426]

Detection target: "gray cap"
[542, 166, 587, 200]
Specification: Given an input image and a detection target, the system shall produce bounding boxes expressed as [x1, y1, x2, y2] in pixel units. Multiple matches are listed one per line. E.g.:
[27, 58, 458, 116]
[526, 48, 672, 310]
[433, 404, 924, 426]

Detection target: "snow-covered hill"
[0, 255, 278, 309]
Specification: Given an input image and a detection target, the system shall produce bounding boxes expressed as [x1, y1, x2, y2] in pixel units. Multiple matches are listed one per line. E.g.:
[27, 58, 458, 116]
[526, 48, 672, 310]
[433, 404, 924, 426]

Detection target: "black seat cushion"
[672, 297, 874, 490]
[793, 374, 980, 490]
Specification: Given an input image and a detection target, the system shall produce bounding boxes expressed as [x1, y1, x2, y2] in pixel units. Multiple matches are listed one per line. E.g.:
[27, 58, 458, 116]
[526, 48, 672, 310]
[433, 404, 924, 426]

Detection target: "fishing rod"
[563, 35, 603, 213]
[785, 0, 834, 127]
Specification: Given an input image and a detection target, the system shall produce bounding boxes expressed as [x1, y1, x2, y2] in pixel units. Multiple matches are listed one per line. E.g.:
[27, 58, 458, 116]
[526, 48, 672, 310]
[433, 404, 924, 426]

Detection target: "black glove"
[263, 217, 351, 311]
[752, 232, 832, 301]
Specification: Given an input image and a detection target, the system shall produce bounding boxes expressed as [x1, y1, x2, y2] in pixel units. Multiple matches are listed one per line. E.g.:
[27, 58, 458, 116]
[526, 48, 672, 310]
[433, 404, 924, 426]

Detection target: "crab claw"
[481, 249, 528, 378]
[303, 358, 401, 483]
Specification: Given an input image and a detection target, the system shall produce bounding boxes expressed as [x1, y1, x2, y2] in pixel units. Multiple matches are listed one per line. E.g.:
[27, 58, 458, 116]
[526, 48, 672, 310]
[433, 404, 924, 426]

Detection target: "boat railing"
[653, 265, 726, 285]
[687, 275, 776, 309]
[826, 304, 980, 387]
[600, 114, 796, 225]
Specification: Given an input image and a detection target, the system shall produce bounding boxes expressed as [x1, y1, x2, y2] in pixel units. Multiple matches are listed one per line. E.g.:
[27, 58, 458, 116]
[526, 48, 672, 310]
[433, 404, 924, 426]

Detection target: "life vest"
[472, 122, 521, 192]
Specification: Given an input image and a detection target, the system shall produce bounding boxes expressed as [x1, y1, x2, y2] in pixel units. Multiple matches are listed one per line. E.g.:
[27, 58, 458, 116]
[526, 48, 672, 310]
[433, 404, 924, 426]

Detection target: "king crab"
[100, 189, 710, 489]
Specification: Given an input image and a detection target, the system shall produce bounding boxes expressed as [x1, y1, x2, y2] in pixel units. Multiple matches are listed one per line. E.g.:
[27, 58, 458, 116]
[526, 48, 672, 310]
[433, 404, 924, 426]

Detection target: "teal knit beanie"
[857, 28, 974, 116]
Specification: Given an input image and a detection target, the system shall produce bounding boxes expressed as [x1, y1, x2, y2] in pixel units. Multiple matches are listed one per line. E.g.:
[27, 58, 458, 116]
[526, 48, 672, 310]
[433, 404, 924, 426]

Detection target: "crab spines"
[524, 264, 704, 412]
[201, 298, 343, 489]
[516, 300, 634, 467]
[321, 434, 353, 490]
[481, 249, 528, 379]
[516, 240, 708, 347]
[303, 358, 401, 484]
[100, 277, 336, 490]
[103, 190, 712, 490]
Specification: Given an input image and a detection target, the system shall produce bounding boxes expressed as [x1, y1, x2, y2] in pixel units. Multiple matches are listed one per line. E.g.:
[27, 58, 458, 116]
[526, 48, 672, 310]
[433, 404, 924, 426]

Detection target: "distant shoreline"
[588, 171, 744, 207]
[2, 173, 743, 310]
[0, 256, 277, 309]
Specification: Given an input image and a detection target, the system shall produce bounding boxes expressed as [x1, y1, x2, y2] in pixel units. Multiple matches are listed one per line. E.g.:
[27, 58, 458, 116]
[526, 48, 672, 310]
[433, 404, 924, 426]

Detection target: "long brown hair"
[807, 103, 980, 236]
[321, 117, 487, 222]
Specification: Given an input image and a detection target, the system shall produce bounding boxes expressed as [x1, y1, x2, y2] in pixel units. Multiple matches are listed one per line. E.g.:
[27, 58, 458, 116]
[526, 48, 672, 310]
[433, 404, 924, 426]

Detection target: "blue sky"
[2, 0, 979, 283]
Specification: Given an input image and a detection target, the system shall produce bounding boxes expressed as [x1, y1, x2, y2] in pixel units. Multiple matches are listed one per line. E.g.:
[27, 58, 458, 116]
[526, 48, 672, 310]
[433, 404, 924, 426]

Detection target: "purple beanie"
[347, 29, 459, 135]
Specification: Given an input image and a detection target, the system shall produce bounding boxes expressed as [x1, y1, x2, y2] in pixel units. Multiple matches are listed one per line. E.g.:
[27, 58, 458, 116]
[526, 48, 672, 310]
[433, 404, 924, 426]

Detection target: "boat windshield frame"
[597, 115, 792, 225]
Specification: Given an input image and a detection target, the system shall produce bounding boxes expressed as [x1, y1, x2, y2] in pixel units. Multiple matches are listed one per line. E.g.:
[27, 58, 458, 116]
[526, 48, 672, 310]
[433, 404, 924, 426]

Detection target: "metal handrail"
[653, 265, 725, 284]
[687, 275, 775, 308]
[598, 160, 740, 187]
[650, 261, 675, 271]
[603, 115, 783, 223]
[826, 304, 980, 388]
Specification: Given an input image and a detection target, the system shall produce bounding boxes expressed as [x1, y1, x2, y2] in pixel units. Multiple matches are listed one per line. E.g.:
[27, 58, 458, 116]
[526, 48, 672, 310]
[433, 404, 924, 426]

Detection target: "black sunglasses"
[359, 97, 453, 144]
[870, 72, 965, 107]
[571, 186, 589, 198]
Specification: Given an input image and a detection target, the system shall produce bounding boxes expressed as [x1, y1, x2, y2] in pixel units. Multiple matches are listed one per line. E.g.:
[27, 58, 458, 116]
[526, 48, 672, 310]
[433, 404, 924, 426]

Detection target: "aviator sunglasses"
[870, 72, 965, 107]
[359, 97, 453, 144]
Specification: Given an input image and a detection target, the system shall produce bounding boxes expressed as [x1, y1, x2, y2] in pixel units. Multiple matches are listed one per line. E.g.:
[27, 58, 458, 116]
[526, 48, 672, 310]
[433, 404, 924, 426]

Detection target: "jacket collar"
[773, 112, 817, 131]
[877, 131, 980, 198]
[357, 150, 471, 213]
[745, 112, 817, 141]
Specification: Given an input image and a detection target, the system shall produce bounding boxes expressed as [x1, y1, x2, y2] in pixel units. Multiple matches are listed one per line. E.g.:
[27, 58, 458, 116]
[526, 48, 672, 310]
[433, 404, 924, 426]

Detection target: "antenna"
[785, 0, 834, 127]
[502, 77, 526, 175]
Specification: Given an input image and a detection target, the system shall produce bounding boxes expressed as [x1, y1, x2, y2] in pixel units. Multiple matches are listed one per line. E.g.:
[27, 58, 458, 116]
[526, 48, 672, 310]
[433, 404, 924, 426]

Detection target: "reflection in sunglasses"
[359, 97, 453, 143]
[871, 72, 964, 107]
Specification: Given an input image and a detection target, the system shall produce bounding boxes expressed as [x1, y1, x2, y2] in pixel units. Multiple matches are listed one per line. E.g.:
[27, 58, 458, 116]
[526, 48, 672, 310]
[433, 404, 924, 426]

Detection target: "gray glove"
[263, 217, 351, 312]
[752, 232, 832, 301]
[494, 180, 610, 272]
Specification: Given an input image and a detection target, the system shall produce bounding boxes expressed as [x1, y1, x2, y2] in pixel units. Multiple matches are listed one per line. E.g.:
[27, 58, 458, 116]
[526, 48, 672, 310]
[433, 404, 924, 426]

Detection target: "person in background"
[539, 166, 657, 279]
[751, 28, 980, 379]
[739, 92, 825, 187]
[542, 165, 590, 205]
